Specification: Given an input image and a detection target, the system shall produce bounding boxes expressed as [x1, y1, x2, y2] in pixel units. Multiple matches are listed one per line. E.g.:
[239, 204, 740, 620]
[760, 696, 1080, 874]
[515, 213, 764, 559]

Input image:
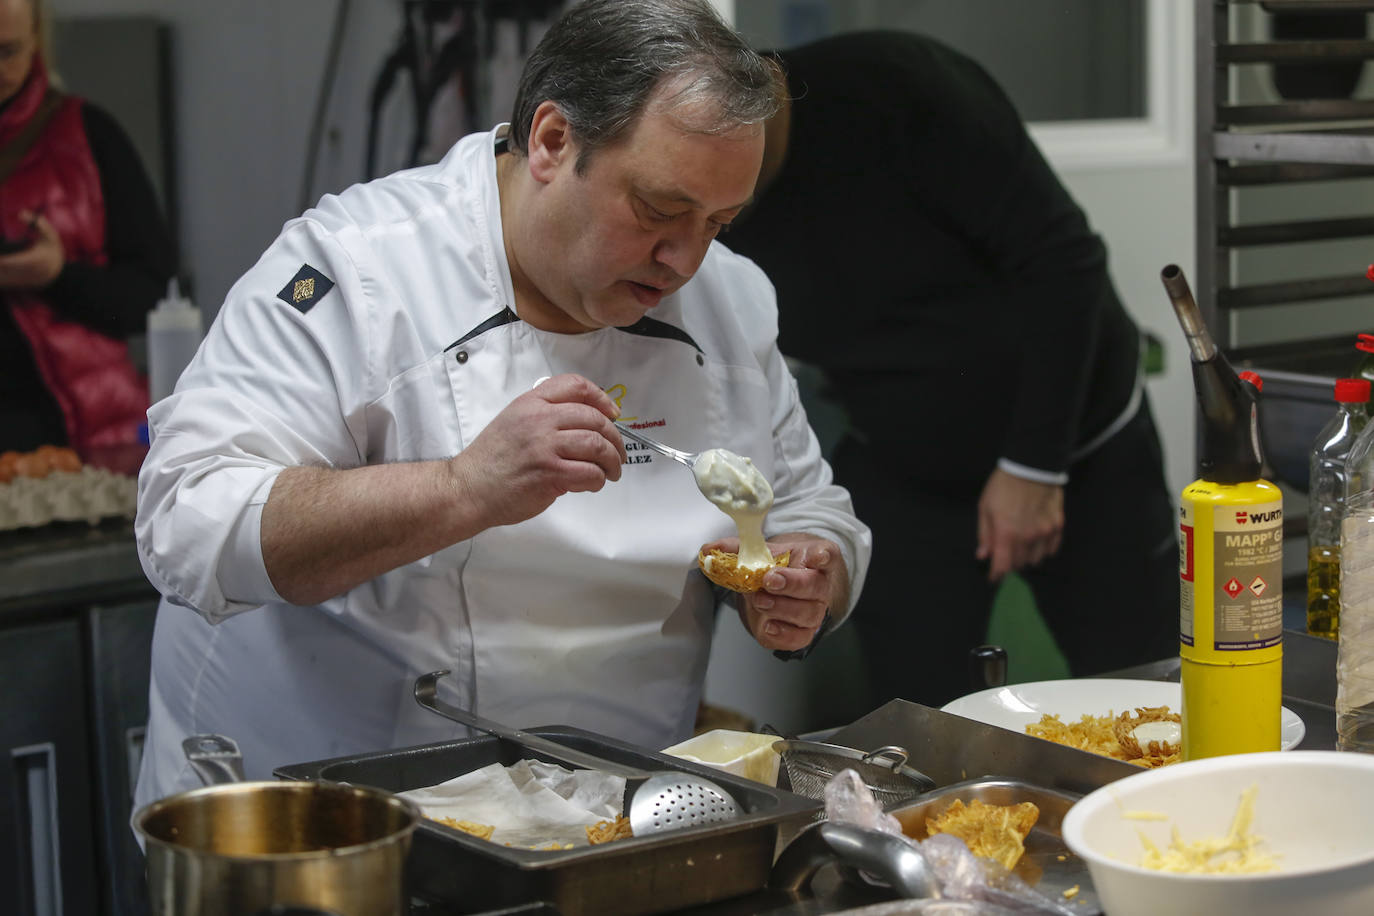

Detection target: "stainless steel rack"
[1194, 0, 1374, 489]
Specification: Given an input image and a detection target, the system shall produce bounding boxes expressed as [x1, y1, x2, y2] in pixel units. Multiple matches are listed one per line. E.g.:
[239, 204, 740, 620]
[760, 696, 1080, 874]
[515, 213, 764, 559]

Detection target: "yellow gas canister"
[1178, 479, 1283, 758]
[1163, 264, 1283, 761]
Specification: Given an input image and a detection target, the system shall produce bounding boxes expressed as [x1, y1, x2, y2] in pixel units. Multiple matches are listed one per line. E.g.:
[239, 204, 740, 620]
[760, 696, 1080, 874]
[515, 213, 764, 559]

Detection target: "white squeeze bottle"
[146, 277, 203, 403]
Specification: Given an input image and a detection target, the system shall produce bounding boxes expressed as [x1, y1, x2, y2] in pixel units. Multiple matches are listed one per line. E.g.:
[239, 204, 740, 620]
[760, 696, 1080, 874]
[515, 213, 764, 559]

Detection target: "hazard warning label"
[1212, 501, 1283, 650]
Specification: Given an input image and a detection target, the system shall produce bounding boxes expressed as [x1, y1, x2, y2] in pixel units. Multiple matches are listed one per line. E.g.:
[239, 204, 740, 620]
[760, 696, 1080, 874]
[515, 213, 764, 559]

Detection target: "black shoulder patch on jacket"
[277, 265, 336, 313]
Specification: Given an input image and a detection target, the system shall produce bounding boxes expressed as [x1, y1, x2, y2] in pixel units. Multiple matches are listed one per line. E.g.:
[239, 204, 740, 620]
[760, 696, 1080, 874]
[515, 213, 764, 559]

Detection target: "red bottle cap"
[1359, 333, 1374, 354]
[1367, 264, 1374, 281]
[1335, 377, 1371, 402]
[1239, 370, 1263, 392]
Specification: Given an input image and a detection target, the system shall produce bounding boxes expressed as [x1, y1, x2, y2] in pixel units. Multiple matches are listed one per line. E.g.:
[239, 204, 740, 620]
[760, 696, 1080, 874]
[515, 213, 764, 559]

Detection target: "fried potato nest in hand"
[697, 547, 790, 593]
[925, 798, 1041, 870]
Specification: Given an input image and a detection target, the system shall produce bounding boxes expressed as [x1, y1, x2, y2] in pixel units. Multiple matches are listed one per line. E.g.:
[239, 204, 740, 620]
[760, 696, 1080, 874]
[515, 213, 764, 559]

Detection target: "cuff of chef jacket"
[711, 580, 833, 661]
[773, 613, 833, 661]
[996, 458, 1069, 487]
[215, 473, 285, 617]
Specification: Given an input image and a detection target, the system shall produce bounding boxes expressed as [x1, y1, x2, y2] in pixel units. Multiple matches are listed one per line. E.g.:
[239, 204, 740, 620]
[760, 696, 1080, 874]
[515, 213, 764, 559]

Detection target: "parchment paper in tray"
[398, 759, 625, 849]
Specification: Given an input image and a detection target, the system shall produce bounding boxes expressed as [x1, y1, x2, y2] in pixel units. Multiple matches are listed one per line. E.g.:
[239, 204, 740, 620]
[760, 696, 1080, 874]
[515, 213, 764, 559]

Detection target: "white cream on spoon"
[692, 448, 775, 570]
[610, 421, 779, 576]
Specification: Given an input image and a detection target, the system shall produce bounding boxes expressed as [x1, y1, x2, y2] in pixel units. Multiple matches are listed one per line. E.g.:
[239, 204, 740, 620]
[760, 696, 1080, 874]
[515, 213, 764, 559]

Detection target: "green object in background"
[985, 573, 1071, 683]
[1144, 330, 1165, 376]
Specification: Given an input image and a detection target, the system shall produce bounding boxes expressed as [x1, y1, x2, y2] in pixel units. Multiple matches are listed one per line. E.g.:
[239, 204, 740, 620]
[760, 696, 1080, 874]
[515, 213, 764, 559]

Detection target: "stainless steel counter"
[0, 519, 152, 620]
[634, 631, 1343, 916]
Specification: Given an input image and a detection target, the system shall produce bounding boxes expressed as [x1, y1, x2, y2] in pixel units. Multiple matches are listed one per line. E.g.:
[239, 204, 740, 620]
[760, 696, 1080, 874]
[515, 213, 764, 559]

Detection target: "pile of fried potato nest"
[1027, 705, 1181, 768]
[431, 813, 633, 851]
[697, 547, 790, 592]
[924, 798, 1041, 871]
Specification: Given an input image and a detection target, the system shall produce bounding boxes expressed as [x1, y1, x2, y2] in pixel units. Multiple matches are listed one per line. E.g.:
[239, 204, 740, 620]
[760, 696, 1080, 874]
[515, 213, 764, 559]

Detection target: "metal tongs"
[414, 670, 740, 835]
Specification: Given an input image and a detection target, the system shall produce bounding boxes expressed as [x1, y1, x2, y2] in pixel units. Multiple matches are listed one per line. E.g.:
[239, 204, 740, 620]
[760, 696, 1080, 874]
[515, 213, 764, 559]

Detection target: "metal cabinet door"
[87, 597, 158, 916]
[0, 618, 99, 916]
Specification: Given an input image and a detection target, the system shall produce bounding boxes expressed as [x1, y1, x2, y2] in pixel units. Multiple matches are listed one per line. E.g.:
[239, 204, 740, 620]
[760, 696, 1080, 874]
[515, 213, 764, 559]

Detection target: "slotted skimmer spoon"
[414, 670, 740, 835]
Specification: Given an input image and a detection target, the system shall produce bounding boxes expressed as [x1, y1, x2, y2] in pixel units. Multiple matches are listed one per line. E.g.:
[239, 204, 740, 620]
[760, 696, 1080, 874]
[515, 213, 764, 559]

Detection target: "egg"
[1131, 719, 1181, 749]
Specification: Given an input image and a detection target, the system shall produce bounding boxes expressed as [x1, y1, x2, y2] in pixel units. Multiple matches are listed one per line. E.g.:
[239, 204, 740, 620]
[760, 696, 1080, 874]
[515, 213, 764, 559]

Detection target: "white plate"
[940, 678, 1305, 751]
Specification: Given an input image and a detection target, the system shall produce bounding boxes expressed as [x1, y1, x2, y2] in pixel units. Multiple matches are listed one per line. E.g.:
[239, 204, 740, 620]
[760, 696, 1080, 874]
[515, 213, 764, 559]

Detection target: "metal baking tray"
[275, 725, 820, 916]
[827, 699, 1143, 797]
[888, 777, 1099, 913]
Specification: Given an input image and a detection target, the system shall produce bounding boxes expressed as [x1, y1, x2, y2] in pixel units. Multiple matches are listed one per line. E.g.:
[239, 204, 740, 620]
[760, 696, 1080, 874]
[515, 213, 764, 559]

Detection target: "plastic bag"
[822, 769, 1085, 915]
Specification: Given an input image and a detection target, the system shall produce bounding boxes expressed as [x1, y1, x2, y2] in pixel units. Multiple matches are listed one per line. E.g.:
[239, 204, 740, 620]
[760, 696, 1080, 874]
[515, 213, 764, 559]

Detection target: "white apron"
[447, 305, 776, 750]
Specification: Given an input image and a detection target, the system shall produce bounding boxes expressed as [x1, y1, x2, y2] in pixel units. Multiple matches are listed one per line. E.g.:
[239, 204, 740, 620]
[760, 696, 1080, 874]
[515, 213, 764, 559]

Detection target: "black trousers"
[834, 397, 1180, 709]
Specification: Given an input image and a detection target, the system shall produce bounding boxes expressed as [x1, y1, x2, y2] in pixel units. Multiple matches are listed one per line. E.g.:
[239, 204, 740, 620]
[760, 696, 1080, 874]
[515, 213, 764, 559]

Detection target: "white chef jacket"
[132, 126, 870, 810]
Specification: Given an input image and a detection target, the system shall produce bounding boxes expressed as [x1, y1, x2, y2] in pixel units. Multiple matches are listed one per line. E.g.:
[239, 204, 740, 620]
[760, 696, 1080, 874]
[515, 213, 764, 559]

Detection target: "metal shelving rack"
[1194, 0, 1374, 488]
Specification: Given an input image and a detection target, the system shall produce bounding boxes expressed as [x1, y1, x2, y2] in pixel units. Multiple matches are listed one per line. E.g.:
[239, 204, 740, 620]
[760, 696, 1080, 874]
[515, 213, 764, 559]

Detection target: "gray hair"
[508, 0, 782, 173]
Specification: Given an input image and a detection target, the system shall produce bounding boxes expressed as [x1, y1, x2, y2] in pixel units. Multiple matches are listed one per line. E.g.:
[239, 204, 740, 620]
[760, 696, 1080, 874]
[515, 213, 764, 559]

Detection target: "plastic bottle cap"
[1239, 370, 1263, 392]
[1336, 378, 1372, 402]
[1367, 263, 1374, 282]
[1358, 333, 1374, 354]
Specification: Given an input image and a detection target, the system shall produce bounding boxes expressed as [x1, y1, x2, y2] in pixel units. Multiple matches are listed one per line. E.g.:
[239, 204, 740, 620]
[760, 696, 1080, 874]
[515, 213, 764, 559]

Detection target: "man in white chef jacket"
[132, 0, 870, 810]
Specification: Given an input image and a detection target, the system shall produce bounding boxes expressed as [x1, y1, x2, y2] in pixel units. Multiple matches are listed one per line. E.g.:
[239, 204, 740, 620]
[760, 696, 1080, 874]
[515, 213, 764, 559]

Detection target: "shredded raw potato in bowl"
[1061, 751, 1374, 916]
[1135, 785, 1278, 875]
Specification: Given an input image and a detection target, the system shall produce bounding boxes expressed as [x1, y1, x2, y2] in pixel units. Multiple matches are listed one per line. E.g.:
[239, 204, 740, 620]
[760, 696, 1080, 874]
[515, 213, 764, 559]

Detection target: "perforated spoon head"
[626, 771, 741, 835]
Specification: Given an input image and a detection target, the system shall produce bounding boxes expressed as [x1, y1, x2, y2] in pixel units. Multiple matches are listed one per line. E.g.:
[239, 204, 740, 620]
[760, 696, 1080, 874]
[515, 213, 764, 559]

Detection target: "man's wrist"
[996, 457, 1068, 486]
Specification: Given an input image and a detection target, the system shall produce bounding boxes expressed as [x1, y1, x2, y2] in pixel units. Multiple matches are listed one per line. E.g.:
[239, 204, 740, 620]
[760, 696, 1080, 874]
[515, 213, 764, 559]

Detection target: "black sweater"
[0, 101, 177, 450]
[724, 31, 1139, 490]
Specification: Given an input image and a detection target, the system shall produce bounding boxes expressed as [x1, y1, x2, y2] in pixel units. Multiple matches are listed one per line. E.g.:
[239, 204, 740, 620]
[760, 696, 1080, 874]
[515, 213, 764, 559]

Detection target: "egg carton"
[0, 467, 137, 531]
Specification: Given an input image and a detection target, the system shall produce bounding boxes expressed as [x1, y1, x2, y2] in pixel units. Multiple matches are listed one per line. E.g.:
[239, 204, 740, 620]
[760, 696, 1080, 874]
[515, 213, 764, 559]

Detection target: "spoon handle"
[614, 422, 697, 468]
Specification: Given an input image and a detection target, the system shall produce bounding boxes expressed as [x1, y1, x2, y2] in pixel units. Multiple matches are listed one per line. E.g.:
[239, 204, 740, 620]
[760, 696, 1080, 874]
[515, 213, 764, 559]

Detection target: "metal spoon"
[615, 421, 774, 512]
[614, 421, 701, 469]
[414, 670, 740, 835]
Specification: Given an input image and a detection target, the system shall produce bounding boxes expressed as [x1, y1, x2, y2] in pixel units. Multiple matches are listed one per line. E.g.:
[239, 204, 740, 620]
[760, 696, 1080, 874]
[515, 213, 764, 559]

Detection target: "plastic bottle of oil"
[1337, 266, 1374, 752]
[1308, 379, 1369, 640]
[1161, 264, 1283, 761]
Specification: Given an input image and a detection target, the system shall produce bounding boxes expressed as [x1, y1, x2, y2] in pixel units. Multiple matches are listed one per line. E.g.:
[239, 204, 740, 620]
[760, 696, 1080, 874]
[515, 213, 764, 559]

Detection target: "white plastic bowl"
[1062, 750, 1374, 916]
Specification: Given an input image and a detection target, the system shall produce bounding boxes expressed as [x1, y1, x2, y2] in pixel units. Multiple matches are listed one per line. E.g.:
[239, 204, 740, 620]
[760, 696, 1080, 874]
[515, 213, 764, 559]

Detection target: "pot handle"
[183, 734, 247, 786]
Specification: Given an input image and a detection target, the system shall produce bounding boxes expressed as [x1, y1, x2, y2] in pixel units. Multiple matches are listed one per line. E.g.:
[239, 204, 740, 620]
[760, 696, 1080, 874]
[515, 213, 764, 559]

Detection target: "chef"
[132, 0, 870, 810]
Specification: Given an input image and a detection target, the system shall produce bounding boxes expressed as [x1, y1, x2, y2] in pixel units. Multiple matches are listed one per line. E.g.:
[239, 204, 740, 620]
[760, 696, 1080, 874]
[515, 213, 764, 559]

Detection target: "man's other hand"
[975, 468, 1064, 582]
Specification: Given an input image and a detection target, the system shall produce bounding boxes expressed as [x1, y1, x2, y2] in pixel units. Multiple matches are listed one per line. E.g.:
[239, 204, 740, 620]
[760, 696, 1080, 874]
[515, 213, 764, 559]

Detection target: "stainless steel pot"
[133, 735, 420, 916]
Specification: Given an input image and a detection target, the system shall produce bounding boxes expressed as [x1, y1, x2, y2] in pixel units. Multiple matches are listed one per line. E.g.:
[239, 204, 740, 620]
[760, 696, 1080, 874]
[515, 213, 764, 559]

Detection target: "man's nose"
[652, 226, 709, 279]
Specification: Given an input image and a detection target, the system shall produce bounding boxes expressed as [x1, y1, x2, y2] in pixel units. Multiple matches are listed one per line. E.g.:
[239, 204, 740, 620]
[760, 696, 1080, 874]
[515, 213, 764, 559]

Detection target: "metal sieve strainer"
[773, 739, 936, 808]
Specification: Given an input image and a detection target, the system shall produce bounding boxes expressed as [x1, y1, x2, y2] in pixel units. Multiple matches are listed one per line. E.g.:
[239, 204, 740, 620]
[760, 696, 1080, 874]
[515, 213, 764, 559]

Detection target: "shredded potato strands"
[1134, 785, 1278, 874]
[924, 798, 1040, 870]
[1026, 705, 1181, 768]
[431, 813, 633, 850]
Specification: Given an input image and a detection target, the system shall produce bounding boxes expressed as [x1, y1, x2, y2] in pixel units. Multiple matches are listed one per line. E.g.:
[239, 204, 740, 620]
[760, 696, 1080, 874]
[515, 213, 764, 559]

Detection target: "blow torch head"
[1160, 264, 1216, 363]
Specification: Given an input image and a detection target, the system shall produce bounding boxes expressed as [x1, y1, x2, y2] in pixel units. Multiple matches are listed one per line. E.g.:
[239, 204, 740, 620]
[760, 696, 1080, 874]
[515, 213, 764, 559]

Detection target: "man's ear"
[527, 100, 574, 182]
